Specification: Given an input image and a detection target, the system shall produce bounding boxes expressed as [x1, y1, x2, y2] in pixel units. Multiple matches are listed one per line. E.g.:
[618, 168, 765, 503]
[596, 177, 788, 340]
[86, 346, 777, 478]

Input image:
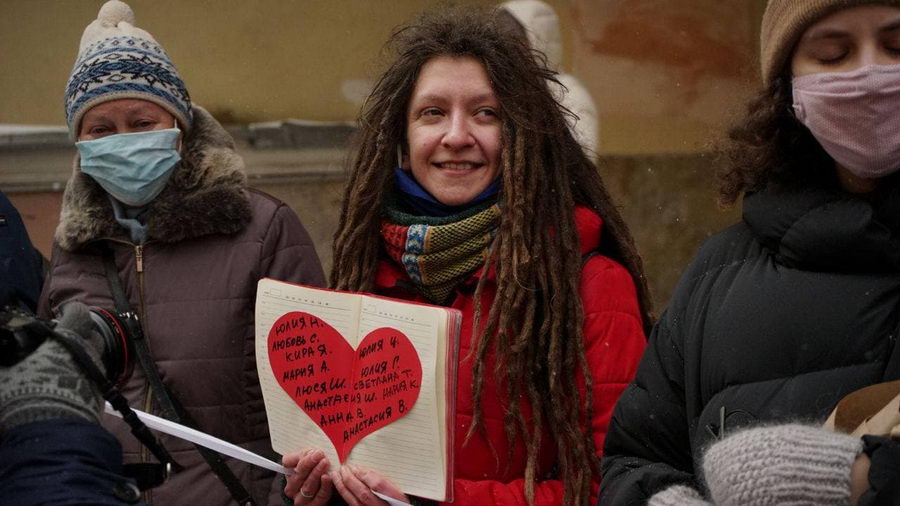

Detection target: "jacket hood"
[498, 0, 562, 70]
[743, 184, 900, 272]
[56, 105, 251, 251]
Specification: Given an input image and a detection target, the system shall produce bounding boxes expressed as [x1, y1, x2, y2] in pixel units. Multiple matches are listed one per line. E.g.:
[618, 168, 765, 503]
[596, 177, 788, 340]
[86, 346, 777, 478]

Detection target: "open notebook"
[255, 278, 461, 502]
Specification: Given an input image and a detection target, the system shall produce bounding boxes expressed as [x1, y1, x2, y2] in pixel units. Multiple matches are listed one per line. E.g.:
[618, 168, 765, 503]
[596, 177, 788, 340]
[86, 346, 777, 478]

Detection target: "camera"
[1, 303, 182, 486]
[0, 305, 135, 386]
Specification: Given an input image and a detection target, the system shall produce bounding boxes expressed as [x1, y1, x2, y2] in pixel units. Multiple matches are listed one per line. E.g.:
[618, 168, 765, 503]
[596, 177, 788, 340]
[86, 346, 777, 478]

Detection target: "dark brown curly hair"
[718, 73, 833, 205]
[330, 7, 651, 506]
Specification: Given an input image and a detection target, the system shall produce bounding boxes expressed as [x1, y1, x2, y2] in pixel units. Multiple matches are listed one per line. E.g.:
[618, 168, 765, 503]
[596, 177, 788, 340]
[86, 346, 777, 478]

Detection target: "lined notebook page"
[349, 296, 446, 499]
[255, 278, 361, 466]
[254, 279, 450, 501]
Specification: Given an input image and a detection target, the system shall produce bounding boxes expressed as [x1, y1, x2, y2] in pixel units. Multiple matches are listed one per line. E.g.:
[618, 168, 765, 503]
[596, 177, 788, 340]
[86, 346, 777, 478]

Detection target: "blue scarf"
[109, 197, 149, 244]
[393, 167, 501, 217]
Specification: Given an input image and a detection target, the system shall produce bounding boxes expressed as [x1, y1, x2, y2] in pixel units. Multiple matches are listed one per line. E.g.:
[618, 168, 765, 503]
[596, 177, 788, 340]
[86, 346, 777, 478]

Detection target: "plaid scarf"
[381, 199, 500, 304]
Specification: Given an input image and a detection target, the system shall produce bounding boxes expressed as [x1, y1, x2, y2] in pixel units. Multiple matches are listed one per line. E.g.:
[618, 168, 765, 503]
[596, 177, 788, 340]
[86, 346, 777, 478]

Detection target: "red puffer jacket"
[373, 207, 646, 505]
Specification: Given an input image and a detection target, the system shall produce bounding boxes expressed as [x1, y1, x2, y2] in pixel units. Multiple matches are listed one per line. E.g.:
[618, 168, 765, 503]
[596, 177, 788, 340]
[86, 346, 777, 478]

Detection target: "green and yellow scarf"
[381, 200, 501, 304]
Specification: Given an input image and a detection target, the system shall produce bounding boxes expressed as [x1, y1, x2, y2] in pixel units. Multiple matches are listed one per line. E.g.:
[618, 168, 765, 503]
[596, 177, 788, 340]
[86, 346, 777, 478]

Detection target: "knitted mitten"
[0, 302, 104, 431]
[703, 424, 862, 506]
[648, 485, 713, 506]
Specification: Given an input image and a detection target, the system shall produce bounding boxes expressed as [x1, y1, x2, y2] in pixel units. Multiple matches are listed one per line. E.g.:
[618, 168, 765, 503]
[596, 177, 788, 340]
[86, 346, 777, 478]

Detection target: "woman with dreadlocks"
[281, 7, 649, 506]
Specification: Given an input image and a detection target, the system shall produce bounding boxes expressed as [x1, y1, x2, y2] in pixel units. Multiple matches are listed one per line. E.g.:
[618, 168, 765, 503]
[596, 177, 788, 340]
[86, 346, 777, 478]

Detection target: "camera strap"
[25, 317, 182, 490]
[101, 245, 258, 506]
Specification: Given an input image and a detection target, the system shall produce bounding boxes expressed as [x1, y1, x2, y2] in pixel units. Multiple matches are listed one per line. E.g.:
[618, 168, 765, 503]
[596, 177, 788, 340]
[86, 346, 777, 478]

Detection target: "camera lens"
[88, 308, 134, 386]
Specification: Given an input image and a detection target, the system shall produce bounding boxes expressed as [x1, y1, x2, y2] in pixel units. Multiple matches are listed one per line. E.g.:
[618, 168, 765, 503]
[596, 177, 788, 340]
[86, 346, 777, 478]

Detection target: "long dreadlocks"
[331, 7, 651, 506]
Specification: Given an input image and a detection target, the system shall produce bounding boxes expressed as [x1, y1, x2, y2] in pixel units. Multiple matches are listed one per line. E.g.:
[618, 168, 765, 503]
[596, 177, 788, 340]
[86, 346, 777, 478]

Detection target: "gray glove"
[702, 424, 862, 506]
[648, 485, 713, 506]
[0, 302, 104, 432]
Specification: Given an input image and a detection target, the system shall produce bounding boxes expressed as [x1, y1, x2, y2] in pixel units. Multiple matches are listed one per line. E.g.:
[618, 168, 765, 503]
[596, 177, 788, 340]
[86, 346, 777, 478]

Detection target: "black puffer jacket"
[599, 184, 900, 505]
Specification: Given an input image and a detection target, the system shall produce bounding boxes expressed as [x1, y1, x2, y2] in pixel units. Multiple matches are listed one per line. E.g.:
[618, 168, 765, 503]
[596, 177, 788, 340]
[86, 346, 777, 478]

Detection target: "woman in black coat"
[600, 1, 900, 505]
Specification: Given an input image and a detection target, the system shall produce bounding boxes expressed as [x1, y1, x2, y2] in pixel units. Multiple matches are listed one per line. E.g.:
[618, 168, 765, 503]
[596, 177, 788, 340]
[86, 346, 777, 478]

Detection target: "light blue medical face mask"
[76, 128, 182, 207]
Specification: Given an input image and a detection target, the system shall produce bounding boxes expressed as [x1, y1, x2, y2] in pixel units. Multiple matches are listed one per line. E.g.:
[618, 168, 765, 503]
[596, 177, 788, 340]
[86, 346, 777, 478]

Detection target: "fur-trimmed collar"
[56, 105, 252, 251]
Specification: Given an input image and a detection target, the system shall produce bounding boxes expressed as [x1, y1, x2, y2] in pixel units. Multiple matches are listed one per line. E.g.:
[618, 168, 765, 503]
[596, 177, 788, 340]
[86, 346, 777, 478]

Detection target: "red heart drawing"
[267, 311, 422, 462]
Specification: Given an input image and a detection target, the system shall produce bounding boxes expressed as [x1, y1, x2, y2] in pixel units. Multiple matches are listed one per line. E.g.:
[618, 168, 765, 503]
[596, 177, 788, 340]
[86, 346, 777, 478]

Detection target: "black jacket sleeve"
[598, 306, 699, 505]
[0, 419, 146, 506]
[600, 225, 758, 505]
[0, 190, 44, 312]
[859, 436, 900, 506]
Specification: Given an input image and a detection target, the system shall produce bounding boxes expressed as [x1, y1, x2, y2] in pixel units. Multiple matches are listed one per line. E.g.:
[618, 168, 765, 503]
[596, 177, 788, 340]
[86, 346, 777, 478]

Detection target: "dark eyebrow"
[879, 21, 900, 34]
[411, 94, 448, 104]
[803, 28, 850, 42]
[127, 103, 163, 114]
[410, 92, 498, 108]
[466, 93, 498, 105]
[81, 113, 110, 123]
[802, 20, 900, 44]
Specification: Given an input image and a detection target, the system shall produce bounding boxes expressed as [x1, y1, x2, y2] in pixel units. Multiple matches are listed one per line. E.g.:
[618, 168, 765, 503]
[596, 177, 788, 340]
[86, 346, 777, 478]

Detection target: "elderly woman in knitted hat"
[281, 7, 649, 506]
[37, 2, 325, 505]
[600, 1, 900, 505]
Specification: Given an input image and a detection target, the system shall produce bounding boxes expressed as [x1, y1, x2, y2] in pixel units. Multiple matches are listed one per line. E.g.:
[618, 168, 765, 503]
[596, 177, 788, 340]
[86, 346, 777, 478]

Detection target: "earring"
[396, 144, 403, 168]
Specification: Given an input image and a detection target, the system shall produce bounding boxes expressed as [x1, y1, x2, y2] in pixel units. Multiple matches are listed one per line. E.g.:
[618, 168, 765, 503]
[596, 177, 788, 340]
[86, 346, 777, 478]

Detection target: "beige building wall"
[1, 0, 509, 124]
[571, 0, 766, 153]
[1, 0, 763, 154]
[1, 0, 769, 307]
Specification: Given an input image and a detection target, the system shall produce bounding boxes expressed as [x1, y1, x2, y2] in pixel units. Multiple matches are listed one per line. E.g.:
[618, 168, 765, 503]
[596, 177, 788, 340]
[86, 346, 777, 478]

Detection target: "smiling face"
[78, 99, 177, 141]
[791, 5, 900, 77]
[403, 55, 502, 207]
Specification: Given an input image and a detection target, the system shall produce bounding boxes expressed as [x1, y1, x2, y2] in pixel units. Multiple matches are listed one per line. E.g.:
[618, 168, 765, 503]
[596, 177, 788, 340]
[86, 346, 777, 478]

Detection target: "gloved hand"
[648, 484, 713, 506]
[702, 424, 862, 506]
[0, 302, 104, 432]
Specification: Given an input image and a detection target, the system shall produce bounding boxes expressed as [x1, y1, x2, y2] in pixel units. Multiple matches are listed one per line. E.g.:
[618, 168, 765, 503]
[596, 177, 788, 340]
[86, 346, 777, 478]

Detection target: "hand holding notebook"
[255, 278, 461, 502]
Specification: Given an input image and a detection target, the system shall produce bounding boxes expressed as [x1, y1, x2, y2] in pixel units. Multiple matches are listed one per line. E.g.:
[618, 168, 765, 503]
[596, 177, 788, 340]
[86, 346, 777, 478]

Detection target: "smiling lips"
[433, 161, 485, 170]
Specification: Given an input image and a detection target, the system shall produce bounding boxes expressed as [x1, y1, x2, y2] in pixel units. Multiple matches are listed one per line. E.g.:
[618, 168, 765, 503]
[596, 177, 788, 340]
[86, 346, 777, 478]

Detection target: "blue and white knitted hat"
[64, 0, 192, 138]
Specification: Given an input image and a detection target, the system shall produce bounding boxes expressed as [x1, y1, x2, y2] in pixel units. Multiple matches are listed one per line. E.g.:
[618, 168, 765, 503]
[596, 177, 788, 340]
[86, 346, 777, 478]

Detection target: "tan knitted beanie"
[760, 0, 900, 86]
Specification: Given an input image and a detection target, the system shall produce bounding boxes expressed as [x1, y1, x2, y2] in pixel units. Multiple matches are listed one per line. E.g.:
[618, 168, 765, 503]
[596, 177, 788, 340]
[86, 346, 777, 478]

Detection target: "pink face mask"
[792, 63, 900, 179]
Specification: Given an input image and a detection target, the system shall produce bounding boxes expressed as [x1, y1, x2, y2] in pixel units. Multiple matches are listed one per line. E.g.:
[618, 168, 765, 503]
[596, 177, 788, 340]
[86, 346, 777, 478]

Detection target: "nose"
[441, 114, 474, 150]
[858, 39, 897, 68]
